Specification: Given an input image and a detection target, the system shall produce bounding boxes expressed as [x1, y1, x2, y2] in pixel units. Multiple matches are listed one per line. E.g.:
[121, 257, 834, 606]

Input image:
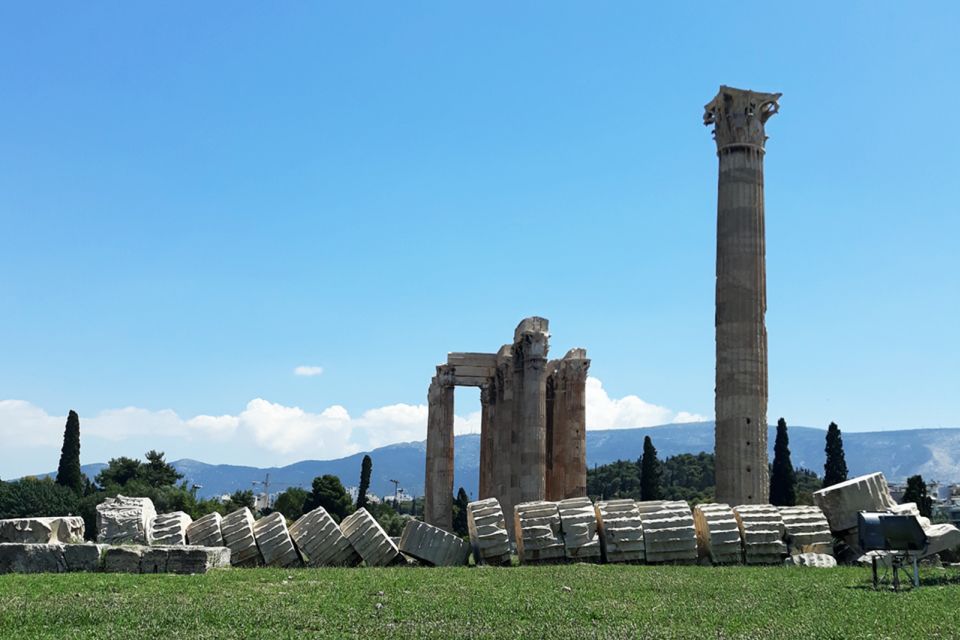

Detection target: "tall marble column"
[548, 349, 590, 500]
[492, 346, 515, 529]
[478, 383, 495, 499]
[513, 317, 549, 506]
[704, 85, 781, 506]
[423, 366, 455, 530]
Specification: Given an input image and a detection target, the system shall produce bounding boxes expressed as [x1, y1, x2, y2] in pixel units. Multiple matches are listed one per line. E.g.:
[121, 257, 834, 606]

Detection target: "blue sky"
[1, 3, 958, 477]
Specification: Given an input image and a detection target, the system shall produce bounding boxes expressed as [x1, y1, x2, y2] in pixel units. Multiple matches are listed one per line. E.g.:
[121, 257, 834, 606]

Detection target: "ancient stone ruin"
[704, 85, 781, 506]
[424, 317, 589, 533]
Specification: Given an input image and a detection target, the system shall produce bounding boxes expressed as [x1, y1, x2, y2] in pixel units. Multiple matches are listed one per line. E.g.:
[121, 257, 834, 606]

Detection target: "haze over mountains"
[53, 422, 960, 499]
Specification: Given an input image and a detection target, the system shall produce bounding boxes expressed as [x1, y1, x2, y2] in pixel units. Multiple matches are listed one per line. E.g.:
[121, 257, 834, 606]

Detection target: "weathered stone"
[289, 507, 360, 567]
[0, 543, 67, 573]
[96, 495, 157, 545]
[253, 512, 301, 567]
[813, 472, 897, 533]
[557, 497, 600, 561]
[514, 501, 565, 564]
[340, 508, 399, 567]
[151, 511, 193, 546]
[0, 517, 85, 544]
[595, 499, 645, 563]
[103, 546, 144, 573]
[399, 520, 470, 567]
[63, 544, 105, 572]
[705, 86, 781, 506]
[140, 545, 231, 574]
[786, 552, 837, 568]
[186, 512, 224, 548]
[466, 498, 511, 566]
[545, 351, 590, 501]
[221, 507, 262, 567]
[693, 503, 742, 564]
[778, 505, 833, 555]
[636, 501, 698, 564]
[733, 504, 787, 564]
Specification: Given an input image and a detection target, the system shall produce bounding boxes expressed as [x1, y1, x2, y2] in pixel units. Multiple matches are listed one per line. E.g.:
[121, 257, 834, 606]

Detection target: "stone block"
[186, 512, 224, 548]
[221, 507, 263, 567]
[253, 512, 301, 567]
[399, 520, 470, 567]
[693, 503, 742, 564]
[514, 501, 565, 564]
[636, 501, 697, 564]
[812, 472, 896, 533]
[778, 506, 833, 555]
[786, 552, 837, 568]
[96, 495, 157, 545]
[103, 546, 144, 573]
[595, 499, 645, 563]
[289, 507, 360, 567]
[340, 508, 400, 567]
[466, 498, 511, 566]
[733, 504, 787, 565]
[557, 497, 600, 561]
[0, 543, 67, 573]
[0, 517, 85, 544]
[151, 511, 193, 546]
[141, 545, 232, 574]
[63, 544, 105, 572]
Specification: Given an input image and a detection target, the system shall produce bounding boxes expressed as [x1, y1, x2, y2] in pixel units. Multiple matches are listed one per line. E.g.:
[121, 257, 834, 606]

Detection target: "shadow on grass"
[845, 567, 960, 591]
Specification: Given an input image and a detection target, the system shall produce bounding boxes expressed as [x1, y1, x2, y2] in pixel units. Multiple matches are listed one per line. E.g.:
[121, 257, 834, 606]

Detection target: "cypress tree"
[902, 474, 933, 519]
[822, 422, 848, 488]
[769, 417, 797, 506]
[452, 487, 470, 536]
[55, 410, 83, 492]
[356, 454, 372, 510]
[639, 436, 663, 501]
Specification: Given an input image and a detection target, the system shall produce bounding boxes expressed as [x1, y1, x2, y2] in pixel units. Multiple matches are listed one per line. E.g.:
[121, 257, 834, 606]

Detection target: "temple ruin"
[423, 317, 590, 532]
[704, 85, 781, 505]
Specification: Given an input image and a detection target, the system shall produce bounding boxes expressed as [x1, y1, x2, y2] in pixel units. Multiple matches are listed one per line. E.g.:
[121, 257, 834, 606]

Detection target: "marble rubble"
[104, 545, 230, 574]
[594, 499, 645, 563]
[221, 507, 263, 567]
[466, 498, 511, 566]
[778, 506, 833, 555]
[813, 472, 897, 533]
[693, 503, 742, 564]
[186, 512, 224, 548]
[786, 552, 837, 568]
[514, 501, 566, 564]
[733, 504, 787, 565]
[399, 520, 471, 567]
[0, 543, 104, 574]
[636, 501, 698, 564]
[557, 497, 601, 561]
[151, 511, 193, 546]
[289, 507, 361, 567]
[340, 508, 400, 567]
[252, 512, 301, 568]
[96, 495, 157, 545]
[0, 517, 85, 544]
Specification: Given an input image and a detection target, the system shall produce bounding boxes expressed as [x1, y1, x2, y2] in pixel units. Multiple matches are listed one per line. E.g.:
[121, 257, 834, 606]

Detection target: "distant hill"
[41, 422, 960, 499]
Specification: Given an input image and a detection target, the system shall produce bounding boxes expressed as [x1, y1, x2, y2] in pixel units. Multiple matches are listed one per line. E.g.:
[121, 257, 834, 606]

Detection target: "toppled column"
[704, 86, 781, 506]
[466, 498, 511, 566]
[186, 512, 224, 548]
[151, 512, 193, 546]
[0, 517, 85, 544]
[513, 318, 549, 508]
[424, 366, 455, 530]
[289, 507, 360, 567]
[693, 503, 742, 564]
[514, 500, 565, 564]
[812, 472, 897, 533]
[221, 507, 263, 567]
[546, 350, 590, 501]
[595, 499, 645, 563]
[96, 495, 157, 545]
[399, 520, 471, 567]
[778, 506, 833, 555]
[557, 497, 600, 561]
[253, 512, 301, 567]
[340, 508, 400, 567]
[733, 504, 786, 564]
[636, 501, 698, 564]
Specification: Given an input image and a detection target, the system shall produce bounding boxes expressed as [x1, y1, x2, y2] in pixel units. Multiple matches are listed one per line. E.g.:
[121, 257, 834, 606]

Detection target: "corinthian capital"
[704, 85, 781, 151]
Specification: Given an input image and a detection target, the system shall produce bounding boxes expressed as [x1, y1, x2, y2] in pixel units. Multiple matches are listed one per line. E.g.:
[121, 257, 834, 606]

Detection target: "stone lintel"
[447, 352, 498, 368]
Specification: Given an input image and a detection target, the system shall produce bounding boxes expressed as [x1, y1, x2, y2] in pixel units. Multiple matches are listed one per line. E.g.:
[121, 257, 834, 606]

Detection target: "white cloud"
[293, 365, 324, 377]
[0, 377, 705, 476]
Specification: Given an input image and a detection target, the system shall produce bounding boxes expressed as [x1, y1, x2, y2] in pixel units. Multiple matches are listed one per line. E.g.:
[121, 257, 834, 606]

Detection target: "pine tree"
[823, 422, 848, 488]
[769, 417, 797, 506]
[356, 455, 372, 510]
[902, 474, 933, 519]
[55, 411, 83, 492]
[640, 436, 663, 501]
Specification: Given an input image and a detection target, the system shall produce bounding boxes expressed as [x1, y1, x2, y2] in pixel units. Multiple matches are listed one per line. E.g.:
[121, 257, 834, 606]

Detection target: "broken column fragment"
[778, 505, 833, 556]
[692, 503, 742, 564]
[0, 517, 85, 544]
[221, 507, 263, 567]
[96, 495, 157, 545]
[289, 507, 360, 567]
[786, 552, 837, 568]
[813, 472, 897, 533]
[186, 512, 224, 548]
[466, 498, 511, 566]
[595, 499, 645, 563]
[557, 497, 600, 561]
[733, 504, 787, 564]
[340, 508, 400, 567]
[399, 520, 471, 567]
[253, 512, 301, 568]
[514, 500, 565, 564]
[636, 501, 698, 564]
[151, 511, 193, 546]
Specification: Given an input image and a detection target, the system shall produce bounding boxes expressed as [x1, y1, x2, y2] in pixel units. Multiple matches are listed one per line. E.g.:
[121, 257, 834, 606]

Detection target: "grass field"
[2, 564, 959, 639]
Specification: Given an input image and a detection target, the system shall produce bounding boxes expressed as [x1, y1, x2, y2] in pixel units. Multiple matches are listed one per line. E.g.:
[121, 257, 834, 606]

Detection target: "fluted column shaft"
[424, 370, 455, 529]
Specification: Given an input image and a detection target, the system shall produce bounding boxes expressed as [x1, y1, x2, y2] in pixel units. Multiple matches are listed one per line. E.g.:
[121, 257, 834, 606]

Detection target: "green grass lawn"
[2, 564, 959, 639]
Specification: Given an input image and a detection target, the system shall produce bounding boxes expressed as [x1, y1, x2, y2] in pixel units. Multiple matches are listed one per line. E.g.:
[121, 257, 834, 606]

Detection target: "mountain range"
[57, 422, 960, 499]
